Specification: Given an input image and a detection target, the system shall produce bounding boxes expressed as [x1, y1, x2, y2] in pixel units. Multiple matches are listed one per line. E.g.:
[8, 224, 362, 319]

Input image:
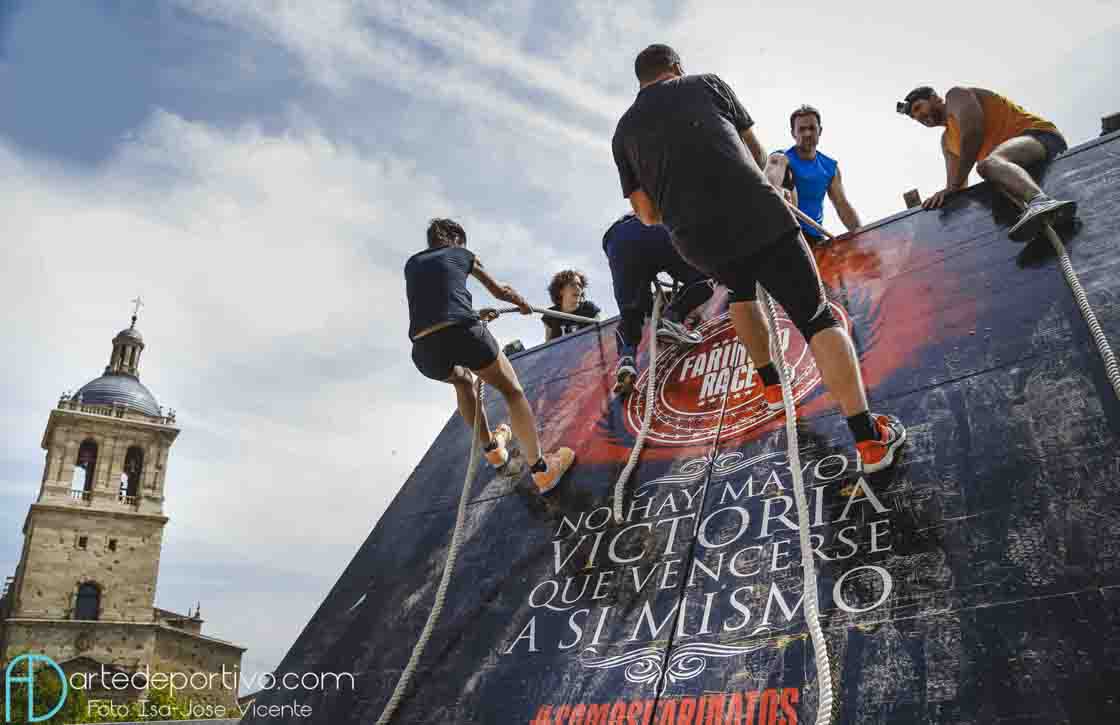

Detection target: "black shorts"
[724, 229, 838, 341]
[411, 322, 499, 381]
[1020, 129, 1067, 161]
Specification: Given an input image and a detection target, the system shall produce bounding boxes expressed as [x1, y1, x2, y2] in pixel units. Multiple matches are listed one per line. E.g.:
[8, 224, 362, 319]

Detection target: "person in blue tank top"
[765, 105, 862, 243]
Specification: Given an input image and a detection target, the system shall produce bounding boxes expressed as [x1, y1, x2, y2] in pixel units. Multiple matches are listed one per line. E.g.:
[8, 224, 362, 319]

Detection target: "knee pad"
[797, 304, 839, 342]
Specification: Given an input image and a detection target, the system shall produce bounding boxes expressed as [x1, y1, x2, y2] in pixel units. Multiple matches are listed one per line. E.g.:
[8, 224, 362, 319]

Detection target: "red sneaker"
[855, 414, 907, 473]
[484, 424, 512, 467]
[754, 371, 784, 411]
[532, 448, 575, 494]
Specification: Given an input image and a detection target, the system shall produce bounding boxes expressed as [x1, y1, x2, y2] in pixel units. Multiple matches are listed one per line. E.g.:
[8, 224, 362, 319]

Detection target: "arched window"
[121, 447, 144, 499]
[74, 582, 100, 620]
[72, 439, 98, 493]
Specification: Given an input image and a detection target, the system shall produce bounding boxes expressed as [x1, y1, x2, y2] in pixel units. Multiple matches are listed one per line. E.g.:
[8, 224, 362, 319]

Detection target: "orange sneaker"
[484, 424, 512, 467]
[855, 414, 907, 473]
[754, 371, 784, 411]
[531, 447, 575, 494]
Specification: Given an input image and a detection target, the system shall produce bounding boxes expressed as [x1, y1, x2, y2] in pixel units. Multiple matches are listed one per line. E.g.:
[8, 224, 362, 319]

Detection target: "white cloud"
[0, 111, 466, 579]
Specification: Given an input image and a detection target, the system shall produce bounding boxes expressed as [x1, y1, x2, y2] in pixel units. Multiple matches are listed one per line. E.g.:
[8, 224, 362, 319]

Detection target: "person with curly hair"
[406, 218, 575, 493]
[544, 269, 601, 342]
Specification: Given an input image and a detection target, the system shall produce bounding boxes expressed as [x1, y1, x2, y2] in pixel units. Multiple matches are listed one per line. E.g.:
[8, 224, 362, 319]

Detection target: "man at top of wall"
[765, 104, 862, 243]
[898, 85, 1075, 241]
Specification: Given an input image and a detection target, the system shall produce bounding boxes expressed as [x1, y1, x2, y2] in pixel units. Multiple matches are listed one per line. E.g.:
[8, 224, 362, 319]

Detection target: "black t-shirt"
[612, 74, 798, 272]
[404, 246, 480, 340]
[544, 300, 601, 339]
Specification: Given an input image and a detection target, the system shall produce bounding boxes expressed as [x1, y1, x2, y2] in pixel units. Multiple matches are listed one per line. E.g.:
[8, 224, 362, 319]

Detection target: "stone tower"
[0, 315, 244, 710]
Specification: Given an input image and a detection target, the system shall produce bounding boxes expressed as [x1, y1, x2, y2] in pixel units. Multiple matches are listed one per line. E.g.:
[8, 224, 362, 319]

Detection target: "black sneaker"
[1008, 196, 1077, 242]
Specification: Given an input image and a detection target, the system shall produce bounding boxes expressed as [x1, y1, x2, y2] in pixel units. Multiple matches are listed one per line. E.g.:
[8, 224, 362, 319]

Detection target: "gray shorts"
[1020, 129, 1068, 161]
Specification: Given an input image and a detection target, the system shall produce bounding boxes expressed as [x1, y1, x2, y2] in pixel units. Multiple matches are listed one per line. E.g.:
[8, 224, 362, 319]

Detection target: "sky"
[1, 0, 1117, 687]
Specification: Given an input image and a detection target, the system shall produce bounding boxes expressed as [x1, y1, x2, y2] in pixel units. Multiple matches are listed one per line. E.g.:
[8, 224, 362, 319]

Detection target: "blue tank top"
[784, 147, 837, 239]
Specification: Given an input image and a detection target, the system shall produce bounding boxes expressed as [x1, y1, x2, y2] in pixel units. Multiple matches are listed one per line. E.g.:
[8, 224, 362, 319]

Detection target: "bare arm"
[924, 134, 963, 209]
[826, 166, 862, 231]
[739, 127, 768, 170]
[944, 87, 984, 190]
[470, 256, 531, 312]
[628, 189, 662, 226]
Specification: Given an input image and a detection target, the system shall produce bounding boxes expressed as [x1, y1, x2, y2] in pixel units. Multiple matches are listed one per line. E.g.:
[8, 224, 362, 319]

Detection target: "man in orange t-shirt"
[897, 86, 1076, 242]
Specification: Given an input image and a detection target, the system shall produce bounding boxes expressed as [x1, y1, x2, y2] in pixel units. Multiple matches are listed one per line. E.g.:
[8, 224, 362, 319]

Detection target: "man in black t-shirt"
[406, 218, 575, 493]
[543, 269, 601, 342]
[611, 45, 905, 472]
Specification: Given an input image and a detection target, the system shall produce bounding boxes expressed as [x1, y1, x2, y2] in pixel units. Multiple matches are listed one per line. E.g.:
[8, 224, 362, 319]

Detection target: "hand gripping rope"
[759, 284, 835, 725]
[376, 306, 597, 723]
[612, 288, 663, 524]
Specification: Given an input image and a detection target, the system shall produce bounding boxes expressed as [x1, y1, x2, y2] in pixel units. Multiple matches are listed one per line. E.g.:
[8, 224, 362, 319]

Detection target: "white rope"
[493, 305, 600, 325]
[995, 186, 1120, 402]
[759, 285, 834, 725]
[1042, 222, 1120, 400]
[376, 377, 485, 724]
[783, 199, 837, 240]
[612, 290, 663, 524]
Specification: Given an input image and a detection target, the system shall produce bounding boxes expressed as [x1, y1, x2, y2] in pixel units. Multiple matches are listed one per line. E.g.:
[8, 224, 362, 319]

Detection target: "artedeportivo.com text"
[69, 664, 354, 698]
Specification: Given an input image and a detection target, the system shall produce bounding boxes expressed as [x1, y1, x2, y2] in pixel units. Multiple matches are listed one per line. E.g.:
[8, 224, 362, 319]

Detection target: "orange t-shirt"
[943, 92, 1060, 160]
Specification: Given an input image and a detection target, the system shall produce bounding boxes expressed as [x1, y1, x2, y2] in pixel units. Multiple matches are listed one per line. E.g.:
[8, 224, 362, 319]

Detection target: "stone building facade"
[0, 316, 245, 711]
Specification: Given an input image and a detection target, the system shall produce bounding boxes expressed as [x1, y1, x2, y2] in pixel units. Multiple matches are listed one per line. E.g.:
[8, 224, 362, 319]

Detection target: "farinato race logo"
[4, 654, 68, 723]
[624, 303, 850, 446]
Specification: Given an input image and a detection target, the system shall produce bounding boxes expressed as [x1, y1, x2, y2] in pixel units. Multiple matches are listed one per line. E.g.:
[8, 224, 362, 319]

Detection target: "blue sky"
[1, 0, 1117, 686]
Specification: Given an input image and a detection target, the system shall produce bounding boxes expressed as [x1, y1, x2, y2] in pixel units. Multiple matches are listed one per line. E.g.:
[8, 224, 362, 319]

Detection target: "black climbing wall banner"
[244, 134, 1120, 724]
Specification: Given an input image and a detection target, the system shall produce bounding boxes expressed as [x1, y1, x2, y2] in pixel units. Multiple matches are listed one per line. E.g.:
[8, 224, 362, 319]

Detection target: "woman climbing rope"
[405, 217, 575, 494]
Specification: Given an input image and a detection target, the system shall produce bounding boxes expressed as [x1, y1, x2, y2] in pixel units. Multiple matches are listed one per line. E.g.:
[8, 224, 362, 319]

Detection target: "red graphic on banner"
[538, 236, 968, 465]
[622, 304, 849, 447]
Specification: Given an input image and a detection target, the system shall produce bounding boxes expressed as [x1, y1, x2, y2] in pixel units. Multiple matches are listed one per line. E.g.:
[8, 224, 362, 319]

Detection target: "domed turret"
[73, 307, 161, 418]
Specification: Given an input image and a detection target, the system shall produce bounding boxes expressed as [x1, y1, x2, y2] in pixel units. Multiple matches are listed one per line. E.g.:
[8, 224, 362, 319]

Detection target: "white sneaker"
[656, 319, 702, 346]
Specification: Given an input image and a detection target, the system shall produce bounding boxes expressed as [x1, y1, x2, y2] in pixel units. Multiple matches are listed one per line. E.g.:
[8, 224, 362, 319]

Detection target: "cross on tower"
[130, 296, 144, 328]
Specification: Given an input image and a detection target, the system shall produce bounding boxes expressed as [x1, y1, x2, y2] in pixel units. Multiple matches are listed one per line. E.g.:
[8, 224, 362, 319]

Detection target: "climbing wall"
[243, 133, 1120, 725]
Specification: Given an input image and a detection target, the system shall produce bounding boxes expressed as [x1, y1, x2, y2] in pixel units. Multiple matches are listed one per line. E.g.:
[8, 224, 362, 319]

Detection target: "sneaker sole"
[766, 400, 784, 412]
[1042, 200, 1077, 230]
[1008, 213, 1044, 243]
[860, 426, 908, 473]
[536, 458, 575, 495]
[656, 332, 702, 346]
[485, 449, 509, 467]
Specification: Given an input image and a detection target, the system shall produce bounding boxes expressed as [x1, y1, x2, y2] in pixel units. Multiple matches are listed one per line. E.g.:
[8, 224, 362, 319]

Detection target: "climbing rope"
[612, 289, 663, 524]
[492, 305, 600, 326]
[997, 189, 1120, 401]
[378, 304, 598, 722]
[375, 376, 485, 724]
[759, 284, 834, 725]
[1042, 222, 1120, 400]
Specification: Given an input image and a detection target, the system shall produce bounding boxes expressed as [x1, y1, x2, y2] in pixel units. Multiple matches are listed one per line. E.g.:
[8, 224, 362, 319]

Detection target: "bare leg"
[446, 367, 493, 448]
[475, 352, 542, 463]
[807, 327, 869, 417]
[729, 300, 773, 368]
[975, 136, 1048, 205]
